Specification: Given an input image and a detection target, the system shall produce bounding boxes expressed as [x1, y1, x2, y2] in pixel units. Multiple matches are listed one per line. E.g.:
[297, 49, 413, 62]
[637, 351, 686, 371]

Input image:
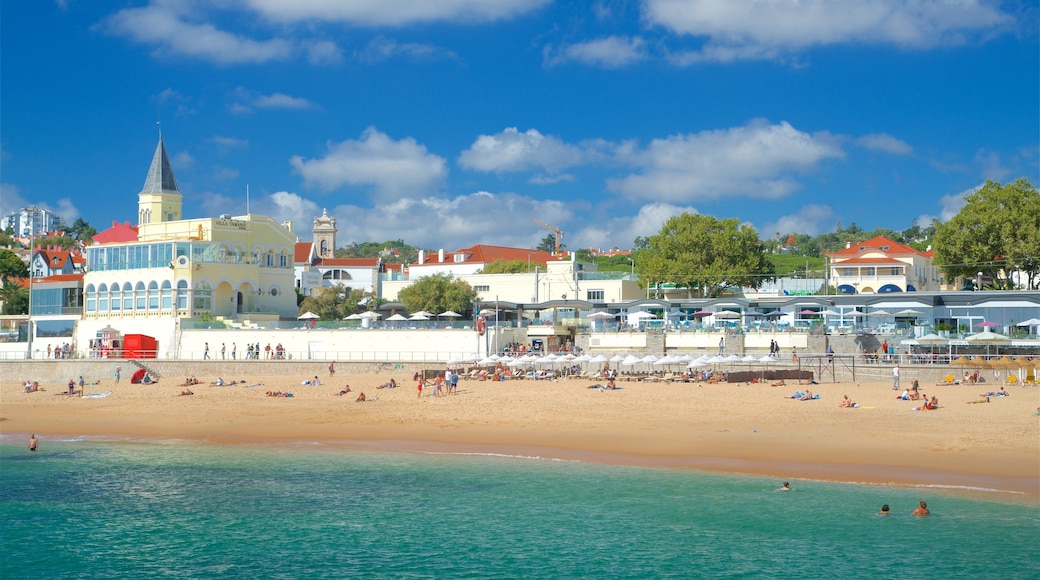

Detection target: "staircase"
[128, 359, 162, 379]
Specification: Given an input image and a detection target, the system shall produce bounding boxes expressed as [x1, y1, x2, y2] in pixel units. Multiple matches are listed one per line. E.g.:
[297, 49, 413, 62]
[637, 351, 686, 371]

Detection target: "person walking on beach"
[231, 342, 237, 360]
[329, 361, 336, 377]
[417, 378, 424, 399]
[28, 434, 38, 453]
[204, 342, 210, 360]
[718, 337, 725, 356]
[892, 364, 900, 390]
[114, 366, 122, 384]
[221, 343, 226, 360]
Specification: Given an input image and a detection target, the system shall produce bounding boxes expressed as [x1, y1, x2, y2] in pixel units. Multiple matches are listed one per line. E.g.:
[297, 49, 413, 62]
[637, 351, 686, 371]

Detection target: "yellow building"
[78, 137, 298, 357]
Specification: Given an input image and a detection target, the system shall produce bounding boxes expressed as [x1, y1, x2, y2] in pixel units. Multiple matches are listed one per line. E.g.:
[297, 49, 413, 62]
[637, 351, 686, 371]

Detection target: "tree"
[536, 234, 558, 254]
[933, 178, 1040, 290]
[0, 278, 28, 315]
[297, 287, 368, 320]
[67, 218, 97, 242]
[0, 249, 29, 279]
[479, 259, 530, 274]
[639, 213, 774, 298]
[397, 273, 478, 315]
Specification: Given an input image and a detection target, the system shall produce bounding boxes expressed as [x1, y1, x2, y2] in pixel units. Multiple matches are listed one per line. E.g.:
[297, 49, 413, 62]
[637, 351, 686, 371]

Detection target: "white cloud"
[154, 88, 196, 118]
[172, 151, 195, 169]
[245, 0, 551, 26]
[0, 183, 81, 225]
[290, 128, 447, 198]
[760, 204, 836, 237]
[102, 1, 293, 65]
[856, 133, 913, 155]
[355, 36, 459, 63]
[210, 135, 250, 150]
[575, 202, 699, 250]
[645, 0, 1013, 63]
[304, 40, 344, 65]
[231, 88, 317, 114]
[257, 191, 322, 228]
[607, 120, 843, 202]
[213, 166, 240, 181]
[937, 184, 978, 221]
[458, 128, 587, 174]
[973, 149, 1011, 180]
[544, 36, 648, 68]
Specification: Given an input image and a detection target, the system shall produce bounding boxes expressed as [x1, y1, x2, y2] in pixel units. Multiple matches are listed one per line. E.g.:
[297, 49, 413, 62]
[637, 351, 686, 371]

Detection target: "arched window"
[123, 282, 133, 310]
[266, 250, 275, 267]
[86, 284, 96, 312]
[135, 281, 146, 310]
[110, 282, 120, 311]
[98, 283, 108, 311]
[176, 280, 188, 310]
[193, 281, 212, 311]
[148, 281, 159, 309]
[161, 280, 172, 309]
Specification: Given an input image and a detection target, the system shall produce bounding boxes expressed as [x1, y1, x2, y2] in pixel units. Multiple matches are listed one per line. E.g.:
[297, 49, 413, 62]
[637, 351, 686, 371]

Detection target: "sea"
[1, 437, 1037, 579]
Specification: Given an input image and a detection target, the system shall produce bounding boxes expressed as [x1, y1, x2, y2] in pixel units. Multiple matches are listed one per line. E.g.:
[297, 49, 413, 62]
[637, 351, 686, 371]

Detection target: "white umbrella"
[386, 313, 408, 321]
[589, 354, 610, 363]
[724, 354, 741, 362]
[759, 355, 778, 363]
[439, 310, 462, 318]
[713, 311, 741, 319]
[343, 313, 363, 320]
[359, 311, 382, 319]
[914, 333, 949, 344]
[867, 310, 892, 318]
[742, 355, 759, 362]
[587, 311, 614, 319]
[965, 330, 1010, 342]
[686, 361, 707, 369]
[641, 354, 659, 363]
[412, 310, 434, 317]
[621, 355, 642, 366]
[895, 309, 924, 316]
[609, 354, 626, 362]
[1016, 318, 1040, 326]
[297, 311, 319, 320]
[408, 313, 430, 321]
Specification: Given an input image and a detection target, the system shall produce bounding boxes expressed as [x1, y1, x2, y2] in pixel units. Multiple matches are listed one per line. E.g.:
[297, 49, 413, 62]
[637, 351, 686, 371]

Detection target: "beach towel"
[82, 392, 112, 399]
[789, 391, 805, 399]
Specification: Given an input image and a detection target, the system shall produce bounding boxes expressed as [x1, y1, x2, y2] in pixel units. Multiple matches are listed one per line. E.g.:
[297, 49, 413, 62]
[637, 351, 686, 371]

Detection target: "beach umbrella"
[343, 313, 363, 320]
[974, 321, 999, 328]
[714, 311, 740, 319]
[797, 309, 820, 315]
[758, 355, 778, 363]
[438, 310, 462, 318]
[587, 311, 614, 319]
[589, 354, 609, 363]
[297, 311, 319, 320]
[1016, 318, 1040, 327]
[386, 313, 408, 321]
[408, 313, 430, 321]
[359, 311, 382, 319]
[742, 355, 759, 362]
[965, 330, 1010, 342]
[412, 310, 434, 317]
[691, 310, 714, 318]
[609, 354, 626, 362]
[895, 309, 924, 317]
[764, 311, 786, 319]
[914, 333, 948, 344]
[867, 310, 892, 318]
[621, 355, 642, 366]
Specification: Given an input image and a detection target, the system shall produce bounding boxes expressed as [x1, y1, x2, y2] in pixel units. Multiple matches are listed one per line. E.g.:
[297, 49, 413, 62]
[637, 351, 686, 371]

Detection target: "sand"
[3, 372, 1038, 498]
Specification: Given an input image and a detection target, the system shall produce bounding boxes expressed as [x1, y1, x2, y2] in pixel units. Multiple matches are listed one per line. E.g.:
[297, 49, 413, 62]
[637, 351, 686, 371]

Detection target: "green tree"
[639, 213, 774, 298]
[479, 259, 529, 274]
[933, 178, 1040, 290]
[67, 218, 97, 242]
[31, 234, 76, 250]
[0, 278, 29, 314]
[0, 249, 30, 279]
[298, 286, 368, 320]
[397, 273, 478, 315]
[536, 233, 558, 254]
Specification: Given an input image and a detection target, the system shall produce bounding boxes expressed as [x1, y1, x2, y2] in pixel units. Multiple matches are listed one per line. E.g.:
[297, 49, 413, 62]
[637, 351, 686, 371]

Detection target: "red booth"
[123, 334, 158, 359]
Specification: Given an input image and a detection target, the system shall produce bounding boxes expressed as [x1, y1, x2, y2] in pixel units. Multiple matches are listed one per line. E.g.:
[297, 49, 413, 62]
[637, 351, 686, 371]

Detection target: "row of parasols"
[297, 310, 464, 321]
[446, 352, 784, 371]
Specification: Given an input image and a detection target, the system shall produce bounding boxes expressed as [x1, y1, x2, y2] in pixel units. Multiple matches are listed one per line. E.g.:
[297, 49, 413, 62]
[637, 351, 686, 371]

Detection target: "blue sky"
[1, 1, 1037, 252]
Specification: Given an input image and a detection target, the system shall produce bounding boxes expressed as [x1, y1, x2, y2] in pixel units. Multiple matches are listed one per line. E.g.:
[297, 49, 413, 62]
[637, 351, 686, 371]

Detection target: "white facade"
[2, 206, 63, 237]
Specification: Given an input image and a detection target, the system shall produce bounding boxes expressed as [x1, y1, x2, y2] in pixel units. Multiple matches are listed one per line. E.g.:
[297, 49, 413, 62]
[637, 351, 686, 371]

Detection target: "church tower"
[138, 136, 183, 225]
[313, 208, 337, 259]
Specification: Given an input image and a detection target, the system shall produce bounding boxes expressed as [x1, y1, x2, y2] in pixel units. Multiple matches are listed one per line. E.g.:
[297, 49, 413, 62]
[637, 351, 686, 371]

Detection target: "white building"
[2, 206, 63, 237]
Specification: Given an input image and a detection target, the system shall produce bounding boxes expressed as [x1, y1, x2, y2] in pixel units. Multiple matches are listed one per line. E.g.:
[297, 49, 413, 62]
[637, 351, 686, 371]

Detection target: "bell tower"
[313, 208, 337, 259]
[138, 136, 183, 225]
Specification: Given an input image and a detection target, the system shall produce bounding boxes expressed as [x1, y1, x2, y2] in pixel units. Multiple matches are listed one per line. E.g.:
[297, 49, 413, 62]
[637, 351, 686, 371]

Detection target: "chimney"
[845, 241, 851, 249]
[418, 250, 425, 264]
[438, 249, 445, 263]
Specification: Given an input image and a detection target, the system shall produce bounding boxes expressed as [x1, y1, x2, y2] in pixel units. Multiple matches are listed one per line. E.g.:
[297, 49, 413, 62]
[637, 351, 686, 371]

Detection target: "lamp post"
[627, 257, 634, 278]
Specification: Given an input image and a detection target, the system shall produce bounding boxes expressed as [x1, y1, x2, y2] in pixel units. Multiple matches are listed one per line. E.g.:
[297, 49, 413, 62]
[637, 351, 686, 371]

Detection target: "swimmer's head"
[880, 505, 890, 513]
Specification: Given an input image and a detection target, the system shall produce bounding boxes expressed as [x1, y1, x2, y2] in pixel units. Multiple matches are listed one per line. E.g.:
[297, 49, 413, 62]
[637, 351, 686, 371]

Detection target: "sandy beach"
[3, 372, 1038, 498]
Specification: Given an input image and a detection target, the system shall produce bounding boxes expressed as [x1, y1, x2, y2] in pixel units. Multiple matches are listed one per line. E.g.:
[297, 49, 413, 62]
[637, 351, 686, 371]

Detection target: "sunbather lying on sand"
[967, 396, 990, 404]
[266, 391, 293, 398]
[377, 379, 397, 389]
[335, 385, 352, 396]
[771, 379, 786, 387]
[178, 389, 194, 396]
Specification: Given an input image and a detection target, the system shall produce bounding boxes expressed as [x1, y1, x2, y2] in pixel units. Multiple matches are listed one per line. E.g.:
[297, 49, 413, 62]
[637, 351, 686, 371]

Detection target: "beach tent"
[130, 368, 147, 384]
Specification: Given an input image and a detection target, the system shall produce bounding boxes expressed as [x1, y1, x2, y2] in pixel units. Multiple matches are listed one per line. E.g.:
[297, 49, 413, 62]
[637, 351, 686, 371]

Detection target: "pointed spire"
[141, 136, 180, 195]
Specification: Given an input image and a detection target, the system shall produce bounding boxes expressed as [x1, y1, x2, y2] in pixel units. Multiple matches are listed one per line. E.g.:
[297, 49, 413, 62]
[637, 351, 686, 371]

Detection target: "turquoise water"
[1, 438, 1037, 579]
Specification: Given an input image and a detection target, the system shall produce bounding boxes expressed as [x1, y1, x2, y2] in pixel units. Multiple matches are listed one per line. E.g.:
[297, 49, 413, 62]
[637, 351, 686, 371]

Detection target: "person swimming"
[779, 482, 791, 491]
[879, 504, 890, 515]
[912, 500, 930, 516]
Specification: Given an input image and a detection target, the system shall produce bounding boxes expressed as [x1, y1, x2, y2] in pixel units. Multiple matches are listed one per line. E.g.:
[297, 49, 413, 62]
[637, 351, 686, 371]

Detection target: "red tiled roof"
[36, 250, 73, 270]
[295, 242, 314, 264]
[33, 273, 84, 284]
[413, 245, 557, 266]
[92, 221, 139, 244]
[828, 236, 925, 257]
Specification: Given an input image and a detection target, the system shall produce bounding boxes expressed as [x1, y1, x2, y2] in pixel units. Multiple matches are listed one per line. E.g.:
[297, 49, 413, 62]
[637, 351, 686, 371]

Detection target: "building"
[29, 245, 85, 278]
[294, 209, 384, 296]
[2, 206, 64, 238]
[72, 136, 299, 357]
[828, 236, 940, 294]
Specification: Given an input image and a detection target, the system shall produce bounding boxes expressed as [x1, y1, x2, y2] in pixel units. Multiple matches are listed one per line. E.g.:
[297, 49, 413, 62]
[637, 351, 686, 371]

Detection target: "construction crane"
[534, 219, 564, 256]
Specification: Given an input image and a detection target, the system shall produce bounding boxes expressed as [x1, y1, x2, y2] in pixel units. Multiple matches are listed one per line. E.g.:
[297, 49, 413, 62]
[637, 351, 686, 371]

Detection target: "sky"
[1, 0, 1037, 253]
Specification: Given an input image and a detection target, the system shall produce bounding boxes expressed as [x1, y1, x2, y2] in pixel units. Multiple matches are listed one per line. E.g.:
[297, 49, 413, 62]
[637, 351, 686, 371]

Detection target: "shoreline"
[3, 373, 1037, 502]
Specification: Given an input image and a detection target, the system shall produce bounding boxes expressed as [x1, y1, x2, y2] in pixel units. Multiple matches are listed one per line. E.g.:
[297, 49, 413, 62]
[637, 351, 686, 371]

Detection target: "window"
[135, 282, 146, 310]
[270, 287, 279, 297]
[280, 254, 290, 268]
[98, 283, 108, 311]
[176, 280, 188, 310]
[123, 282, 133, 310]
[193, 282, 212, 311]
[148, 281, 159, 309]
[110, 282, 121, 311]
[474, 285, 490, 292]
[841, 268, 854, 276]
[86, 284, 96, 312]
[586, 289, 605, 301]
[454, 254, 465, 263]
[864, 267, 875, 276]
[161, 280, 172, 309]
